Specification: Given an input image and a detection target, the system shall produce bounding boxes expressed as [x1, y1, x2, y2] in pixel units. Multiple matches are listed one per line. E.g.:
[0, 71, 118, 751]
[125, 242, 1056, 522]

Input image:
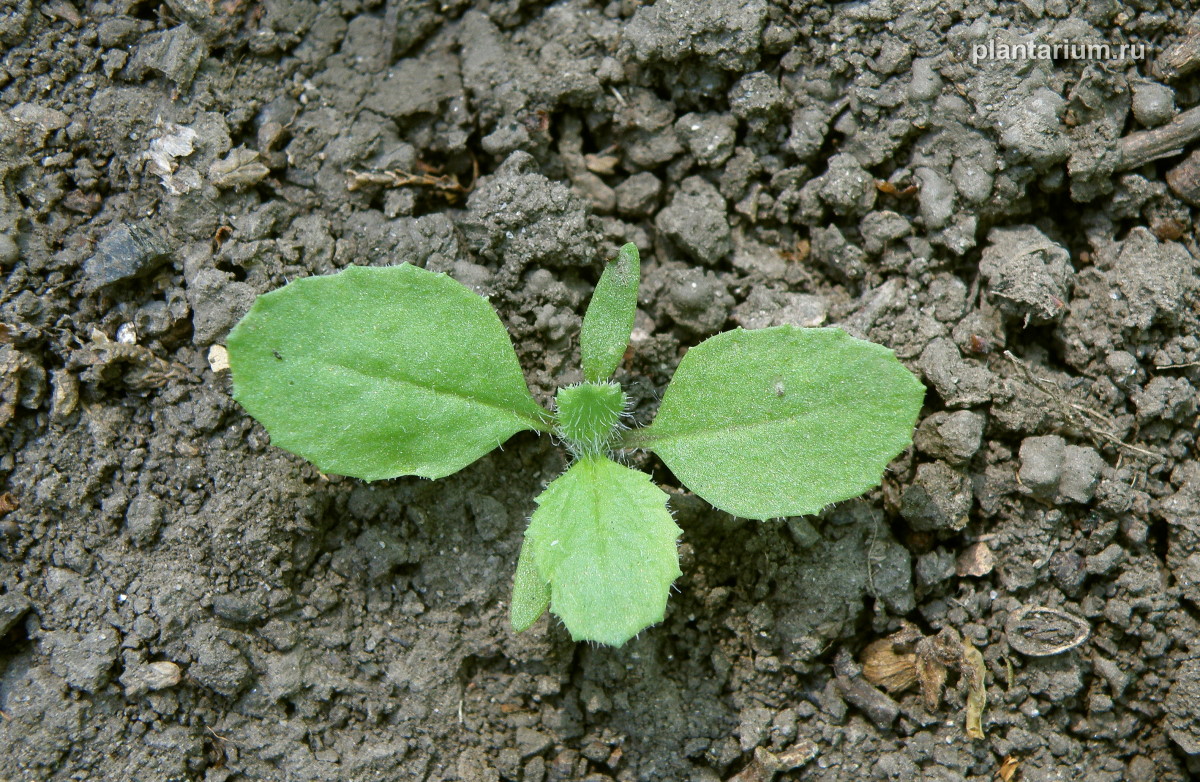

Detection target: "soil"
[2, 1, 1200, 780]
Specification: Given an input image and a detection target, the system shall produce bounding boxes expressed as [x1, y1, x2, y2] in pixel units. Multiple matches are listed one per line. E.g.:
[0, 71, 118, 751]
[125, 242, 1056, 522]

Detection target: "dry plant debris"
[1004, 605, 1090, 657]
[862, 621, 989, 739]
[345, 159, 477, 202]
[996, 755, 1021, 781]
[0, 345, 36, 428]
[67, 330, 191, 391]
[1002, 351, 1163, 462]
[724, 741, 818, 782]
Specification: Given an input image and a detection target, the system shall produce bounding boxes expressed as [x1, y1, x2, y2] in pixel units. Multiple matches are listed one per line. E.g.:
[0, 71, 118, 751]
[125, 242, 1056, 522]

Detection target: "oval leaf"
[632, 327, 924, 519]
[526, 455, 681, 646]
[227, 264, 550, 481]
[580, 243, 640, 383]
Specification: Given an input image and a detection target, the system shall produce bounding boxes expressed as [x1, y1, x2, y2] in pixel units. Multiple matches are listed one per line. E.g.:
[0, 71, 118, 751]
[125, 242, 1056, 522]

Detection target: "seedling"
[226, 244, 925, 646]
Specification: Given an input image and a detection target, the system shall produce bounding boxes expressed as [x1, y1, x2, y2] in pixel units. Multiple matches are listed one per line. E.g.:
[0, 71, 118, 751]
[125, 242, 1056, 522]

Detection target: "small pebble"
[207, 344, 230, 373]
[956, 542, 995, 577]
[1130, 81, 1175, 127]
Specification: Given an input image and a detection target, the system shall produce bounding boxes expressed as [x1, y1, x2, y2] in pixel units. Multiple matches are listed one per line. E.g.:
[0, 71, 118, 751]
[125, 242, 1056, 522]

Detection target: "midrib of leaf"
[620, 404, 843, 449]
[552, 458, 629, 566]
[326, 358, 552, 432]
[571, 458, 612, 560]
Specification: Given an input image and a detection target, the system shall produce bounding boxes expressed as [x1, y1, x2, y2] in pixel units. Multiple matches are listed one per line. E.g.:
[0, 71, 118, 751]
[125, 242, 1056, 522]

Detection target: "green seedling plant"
[226, 244, 925, 646]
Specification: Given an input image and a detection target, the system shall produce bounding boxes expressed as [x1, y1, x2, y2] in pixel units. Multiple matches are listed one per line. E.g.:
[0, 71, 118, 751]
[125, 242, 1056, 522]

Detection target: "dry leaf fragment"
[863, 622, 988, 739]
[916, 636, 950, 710]
[997, 755, 1020, 781]
[209, 148, 270, 190]
[144, 121, 200, 195]
[875, 180, 918, 197]
[584, 152, 620, 175]
[779, 238, 811, 263]
[120, 659, 183, 698]
[861, 637, 918, 693]
[69, 339, 190, 391]
[0, 493, 17, 516]
[725, 741, 818, 782]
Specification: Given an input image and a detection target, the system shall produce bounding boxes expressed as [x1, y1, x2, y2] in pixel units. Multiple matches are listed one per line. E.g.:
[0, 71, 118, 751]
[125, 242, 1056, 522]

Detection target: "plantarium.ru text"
[226, 244, 926, 646]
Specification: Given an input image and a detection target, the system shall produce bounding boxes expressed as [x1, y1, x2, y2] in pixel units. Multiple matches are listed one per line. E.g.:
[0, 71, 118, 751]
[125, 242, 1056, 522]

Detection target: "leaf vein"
[325, 358, 550, 431]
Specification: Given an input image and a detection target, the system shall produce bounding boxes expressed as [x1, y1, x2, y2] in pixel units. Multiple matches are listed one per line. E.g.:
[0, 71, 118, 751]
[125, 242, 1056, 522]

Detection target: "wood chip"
[120, 660, 183, 698]
[50, 369, 79, 422]
[1154, 31, 1200, 82]
[1166, 149, 1200, 206]
[345, 165, 473, 202]
[963, 636, 987, 739]
[1117, 105, 1200, 171]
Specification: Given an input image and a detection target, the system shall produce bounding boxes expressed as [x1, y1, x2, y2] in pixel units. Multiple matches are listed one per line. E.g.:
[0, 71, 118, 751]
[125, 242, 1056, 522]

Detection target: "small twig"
[1117, 105, 1200, 170]
[345, 168, 472, 200]
[864, 514, 881, 601]
[1003, 351, 1163, 461]
[1154, 31, 1200, 82]
[206, 725, 238, 746]
[1156, 361, 1200, 369]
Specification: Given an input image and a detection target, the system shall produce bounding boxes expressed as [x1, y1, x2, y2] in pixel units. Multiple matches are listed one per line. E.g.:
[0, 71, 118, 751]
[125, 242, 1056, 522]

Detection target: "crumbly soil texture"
[2, 1, 1200, 780]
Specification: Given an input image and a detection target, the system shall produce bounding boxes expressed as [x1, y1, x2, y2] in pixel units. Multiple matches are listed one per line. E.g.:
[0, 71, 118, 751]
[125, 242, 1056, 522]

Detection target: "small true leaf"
[227, 264, 550, 481]
[510, 538, 551, 632]
[555, 381, 626, 454]
[525, 454, 681, 646]
[580, 243, 640, 383]
[630, 326, 924, 519]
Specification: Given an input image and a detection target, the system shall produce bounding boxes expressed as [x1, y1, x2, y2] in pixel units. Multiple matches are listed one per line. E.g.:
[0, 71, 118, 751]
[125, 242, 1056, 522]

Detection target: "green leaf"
[525, 455, 681, 646]
[628, 326, 924, 520]
[510, 537, 551, 632]
[227, 264, 551, 481]
[580, 243, 640, 383]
